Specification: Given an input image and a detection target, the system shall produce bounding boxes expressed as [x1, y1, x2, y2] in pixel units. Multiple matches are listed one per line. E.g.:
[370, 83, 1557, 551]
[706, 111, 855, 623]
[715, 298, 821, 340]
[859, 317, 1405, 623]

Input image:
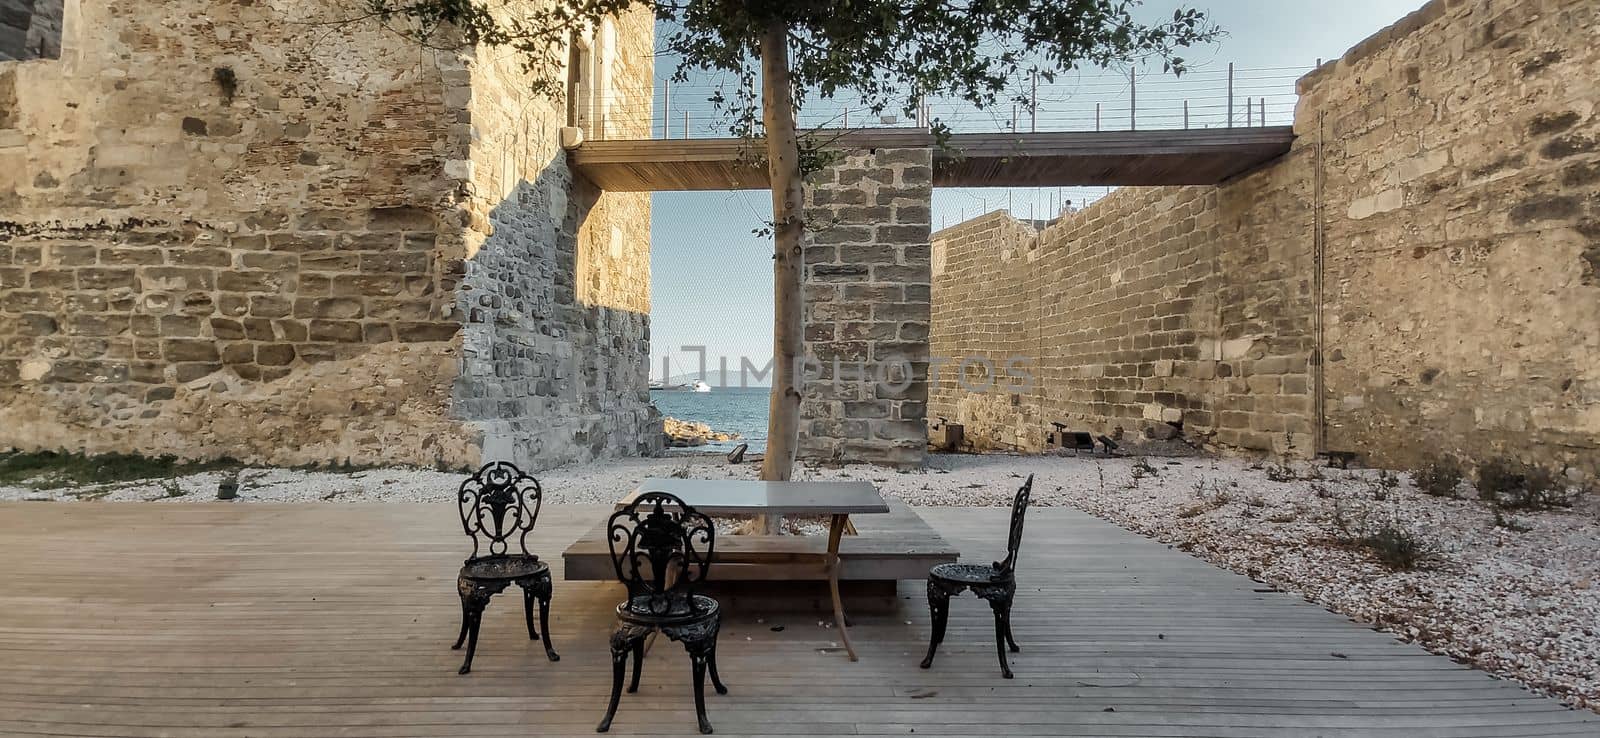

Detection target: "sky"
[646, 0, 1425, 384]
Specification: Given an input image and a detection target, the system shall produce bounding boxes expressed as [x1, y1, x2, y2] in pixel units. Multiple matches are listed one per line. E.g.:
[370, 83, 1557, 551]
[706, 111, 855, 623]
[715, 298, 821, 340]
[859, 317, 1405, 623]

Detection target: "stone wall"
[0, 1, 657, 470]
[799, 147, 933, 468]
[930, 170, 1314, 455]
[932, 0, 1600, 477]
[0, 0, 61, 61]
[1309, 0, 1599, 475]
[454, 8, 659, 468]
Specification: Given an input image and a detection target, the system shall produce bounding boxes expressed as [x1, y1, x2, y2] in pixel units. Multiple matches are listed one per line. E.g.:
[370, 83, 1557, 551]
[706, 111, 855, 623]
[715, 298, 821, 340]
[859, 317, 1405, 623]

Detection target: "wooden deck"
[0, 502, 1593, 737]
[570, 128, 1295, 191]
[564, 500, 958, 582]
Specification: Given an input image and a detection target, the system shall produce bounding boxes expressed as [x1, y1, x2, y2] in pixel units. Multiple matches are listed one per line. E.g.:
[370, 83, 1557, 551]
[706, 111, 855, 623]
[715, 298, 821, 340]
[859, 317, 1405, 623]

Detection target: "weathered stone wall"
[799, 147, 933, 468]
[932, 0, 1600, 477]
[0, 0, 61, 61]
[455, 8, 659, 468]
[930, 171, 1314, 455]
[0, 1, 657, 470]
[1309, 0, 1599, 475]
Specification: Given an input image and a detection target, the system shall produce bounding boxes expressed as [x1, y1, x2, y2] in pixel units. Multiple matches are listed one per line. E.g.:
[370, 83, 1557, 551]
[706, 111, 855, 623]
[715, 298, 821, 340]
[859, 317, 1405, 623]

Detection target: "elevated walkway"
[571, 126, 1295, 191]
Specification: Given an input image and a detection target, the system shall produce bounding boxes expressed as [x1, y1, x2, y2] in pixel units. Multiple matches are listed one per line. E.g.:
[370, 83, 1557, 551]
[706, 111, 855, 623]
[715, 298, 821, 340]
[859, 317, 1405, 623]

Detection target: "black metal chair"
[920, 474, 1033, 678]
[597, 491, 728, 734]
[451, 461, 559, 674]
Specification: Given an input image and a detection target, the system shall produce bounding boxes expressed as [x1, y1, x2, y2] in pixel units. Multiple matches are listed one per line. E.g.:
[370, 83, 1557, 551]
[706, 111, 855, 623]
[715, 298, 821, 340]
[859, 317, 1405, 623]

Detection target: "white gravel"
[4, 451, 1597, 710]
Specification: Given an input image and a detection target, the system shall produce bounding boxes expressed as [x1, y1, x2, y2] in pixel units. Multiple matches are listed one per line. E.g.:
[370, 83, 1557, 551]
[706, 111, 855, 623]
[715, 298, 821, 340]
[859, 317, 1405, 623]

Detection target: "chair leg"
[628, 638, 645, 693]
[708, 639, 728, 696]
[690, 649, 712, 734]
[451, 594, 470, 650]
[597, 628, 635, 733]
[989, 599, 1013, 679]
[670, 624, 717, 735]
[535, 575, 559, 662]
[522, 585, 538, 640]
[1004, 610, 1020, 653]
[920, 581, 951, 669]
[457, 597, 486, 675]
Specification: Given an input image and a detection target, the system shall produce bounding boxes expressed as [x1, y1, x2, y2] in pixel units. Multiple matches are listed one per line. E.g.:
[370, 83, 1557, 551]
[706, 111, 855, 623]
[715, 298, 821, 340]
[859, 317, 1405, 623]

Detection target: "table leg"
[827, 513, 858, 662]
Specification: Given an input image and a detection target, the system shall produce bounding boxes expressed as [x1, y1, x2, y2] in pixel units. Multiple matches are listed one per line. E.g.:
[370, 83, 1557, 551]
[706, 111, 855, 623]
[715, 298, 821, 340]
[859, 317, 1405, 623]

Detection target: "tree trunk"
[752, 20, 805, 534]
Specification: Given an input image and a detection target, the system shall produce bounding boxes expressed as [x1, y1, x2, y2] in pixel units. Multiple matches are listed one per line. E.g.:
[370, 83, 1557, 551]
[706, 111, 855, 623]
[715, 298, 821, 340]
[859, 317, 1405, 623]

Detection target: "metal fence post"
[1030, 71, 1038, 133]
[1129, 67, 1136, 130]
[1226, 62, 1234, 128]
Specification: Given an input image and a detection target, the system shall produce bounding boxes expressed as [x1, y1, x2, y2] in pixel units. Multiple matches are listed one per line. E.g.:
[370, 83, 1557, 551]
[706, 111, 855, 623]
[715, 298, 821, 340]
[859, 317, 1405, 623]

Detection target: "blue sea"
[651, 386, 771, 453]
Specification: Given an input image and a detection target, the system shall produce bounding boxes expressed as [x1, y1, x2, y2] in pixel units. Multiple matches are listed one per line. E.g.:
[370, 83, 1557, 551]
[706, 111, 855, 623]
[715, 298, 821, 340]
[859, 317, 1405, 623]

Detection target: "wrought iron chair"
[597, 491, 728, 734]
[451, 461, 559, 674]
[920, 474, 1033, 678]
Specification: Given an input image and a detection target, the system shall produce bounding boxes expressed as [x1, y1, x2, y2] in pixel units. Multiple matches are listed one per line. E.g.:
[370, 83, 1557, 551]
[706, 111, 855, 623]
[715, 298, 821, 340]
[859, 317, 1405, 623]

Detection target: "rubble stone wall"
[799, 148, 933, 468]
[455, 7, 659, 469]
[932, 0, 1600, 477]
[0, 1, 658, 470]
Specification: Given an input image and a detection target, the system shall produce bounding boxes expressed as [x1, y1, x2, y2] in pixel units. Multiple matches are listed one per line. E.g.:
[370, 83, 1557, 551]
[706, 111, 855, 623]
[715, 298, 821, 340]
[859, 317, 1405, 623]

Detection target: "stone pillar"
[798, 147, 933, 468]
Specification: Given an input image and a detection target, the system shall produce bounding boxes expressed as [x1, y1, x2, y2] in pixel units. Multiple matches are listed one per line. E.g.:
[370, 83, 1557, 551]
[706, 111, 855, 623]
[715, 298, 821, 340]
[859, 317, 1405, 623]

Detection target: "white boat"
[651, 379, 714, 392]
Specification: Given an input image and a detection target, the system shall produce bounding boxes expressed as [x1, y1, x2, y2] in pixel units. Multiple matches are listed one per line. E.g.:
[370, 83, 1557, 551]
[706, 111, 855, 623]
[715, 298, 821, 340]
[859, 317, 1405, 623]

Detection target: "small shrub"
[1376, 469, 1400, 492]
[1265, 462, 1298, 483]
[1130, 458, 1159, 485]
[1476, 459, 1573, 511]
[1413, 460, 1463, 498]
[1493, 511, 1532, 533]
[1356, 524, 1439, 571]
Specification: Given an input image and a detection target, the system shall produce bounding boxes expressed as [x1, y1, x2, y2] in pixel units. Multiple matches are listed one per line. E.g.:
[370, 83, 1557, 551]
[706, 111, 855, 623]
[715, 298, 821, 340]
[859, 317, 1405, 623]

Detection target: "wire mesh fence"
[584, 63, 1308, 140]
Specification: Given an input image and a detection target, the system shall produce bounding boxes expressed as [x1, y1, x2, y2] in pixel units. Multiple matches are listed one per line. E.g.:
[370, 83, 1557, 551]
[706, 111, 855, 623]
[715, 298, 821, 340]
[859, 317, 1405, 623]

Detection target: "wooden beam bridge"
[570, 126, 1295, 191]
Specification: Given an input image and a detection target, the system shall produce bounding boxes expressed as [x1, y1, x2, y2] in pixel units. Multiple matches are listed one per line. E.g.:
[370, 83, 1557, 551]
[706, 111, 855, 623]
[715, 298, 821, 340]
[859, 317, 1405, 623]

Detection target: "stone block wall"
[930, 170, 1315, 454]
[1308, 0, 1600, 474]
[0, 1, 658, 470]
[0, 0, 61, 61]
[453, 7, 659, 469]
[799, 147, 933, 468]
[931, 0, 1600, 477]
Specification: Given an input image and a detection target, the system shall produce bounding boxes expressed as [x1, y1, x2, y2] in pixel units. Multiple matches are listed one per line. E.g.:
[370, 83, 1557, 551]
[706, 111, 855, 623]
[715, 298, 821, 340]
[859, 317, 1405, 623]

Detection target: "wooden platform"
[570, 127, 1295, 191]
[0, 502, 1594, 737]
[563, 499, 959, 582]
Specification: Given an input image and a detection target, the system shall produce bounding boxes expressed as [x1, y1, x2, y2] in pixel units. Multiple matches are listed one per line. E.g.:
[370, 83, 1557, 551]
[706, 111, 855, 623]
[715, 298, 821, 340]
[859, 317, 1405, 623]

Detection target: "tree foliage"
[358, 0, 1218, 151]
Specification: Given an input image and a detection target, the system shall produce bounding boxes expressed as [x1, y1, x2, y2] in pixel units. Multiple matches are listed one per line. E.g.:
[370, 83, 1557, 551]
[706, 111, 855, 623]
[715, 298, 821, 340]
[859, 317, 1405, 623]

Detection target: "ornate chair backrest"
[993, 474, 1034, 576]
[606, 491, 715, 616]
[457, 461, 543, 562]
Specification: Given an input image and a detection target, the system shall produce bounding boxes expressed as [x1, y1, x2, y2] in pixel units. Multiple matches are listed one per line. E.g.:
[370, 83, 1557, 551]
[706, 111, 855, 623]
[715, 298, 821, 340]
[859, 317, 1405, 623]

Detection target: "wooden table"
[620, 478, 890, 661]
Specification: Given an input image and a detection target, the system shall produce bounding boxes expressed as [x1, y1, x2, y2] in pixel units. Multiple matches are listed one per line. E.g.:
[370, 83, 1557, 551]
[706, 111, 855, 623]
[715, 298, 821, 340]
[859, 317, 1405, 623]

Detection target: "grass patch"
[0, 451, 241, 489]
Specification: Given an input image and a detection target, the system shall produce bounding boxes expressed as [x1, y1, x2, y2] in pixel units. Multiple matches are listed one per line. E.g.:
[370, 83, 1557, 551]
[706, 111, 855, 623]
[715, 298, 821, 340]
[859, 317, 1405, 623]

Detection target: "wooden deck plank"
[0, 502, 1590, 737]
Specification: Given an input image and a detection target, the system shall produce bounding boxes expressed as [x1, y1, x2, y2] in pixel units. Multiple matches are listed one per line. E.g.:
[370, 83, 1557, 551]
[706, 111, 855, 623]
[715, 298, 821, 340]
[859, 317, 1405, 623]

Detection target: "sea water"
[650, 386, 771, 453]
